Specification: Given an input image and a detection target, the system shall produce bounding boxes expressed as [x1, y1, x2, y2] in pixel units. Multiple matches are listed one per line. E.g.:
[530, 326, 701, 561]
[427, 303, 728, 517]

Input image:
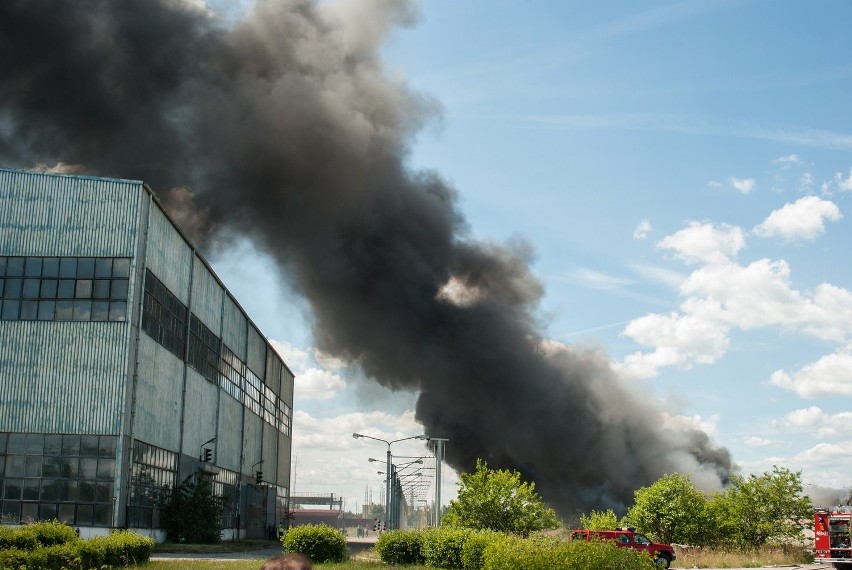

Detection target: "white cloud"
[629, 263, 686, 289]
[781, 406, 852, 438]
[707, 180, 723, 188]
[572, 268, 633, 290]
[769, 347, 852, 398]
[657, 222, 745, 265]
[728, 176, 756, 194]
[753, 196, 842, 242]
[772, 154, 802, 167]
[633, 218, 652, 240]
[660, 412, 720, 437]
[296, 367, 347, 400]
[743, 436, 774, 447]
[835, 168, 852, 191]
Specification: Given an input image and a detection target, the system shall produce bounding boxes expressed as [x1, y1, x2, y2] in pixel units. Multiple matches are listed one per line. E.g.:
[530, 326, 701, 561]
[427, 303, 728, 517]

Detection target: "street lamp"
[353, 432, 427, 529]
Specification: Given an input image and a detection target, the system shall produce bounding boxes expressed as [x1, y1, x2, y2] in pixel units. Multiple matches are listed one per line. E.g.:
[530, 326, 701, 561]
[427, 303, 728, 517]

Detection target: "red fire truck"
[815, 508, 852, 568]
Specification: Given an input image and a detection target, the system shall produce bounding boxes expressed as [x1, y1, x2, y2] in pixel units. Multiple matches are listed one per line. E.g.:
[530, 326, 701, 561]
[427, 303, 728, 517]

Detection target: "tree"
[442, 459, 559, 537]
[625, 473, 712, 545]
[707, 465, 813, 548]
[580, 508, 624, 530]
[161, 473, 224, 543]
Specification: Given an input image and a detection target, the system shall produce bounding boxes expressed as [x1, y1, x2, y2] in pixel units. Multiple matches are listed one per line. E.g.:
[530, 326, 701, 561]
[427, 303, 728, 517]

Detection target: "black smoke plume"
[0, 0, 732, 515]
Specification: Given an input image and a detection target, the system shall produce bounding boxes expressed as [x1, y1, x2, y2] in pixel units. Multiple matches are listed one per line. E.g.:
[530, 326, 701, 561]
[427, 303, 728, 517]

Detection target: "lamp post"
[429, 438, 449, 526]
[353, 433, 427, 529]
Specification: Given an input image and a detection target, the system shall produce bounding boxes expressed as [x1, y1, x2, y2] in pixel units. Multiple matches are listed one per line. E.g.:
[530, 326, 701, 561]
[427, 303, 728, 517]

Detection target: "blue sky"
[210, 0, 852, 512]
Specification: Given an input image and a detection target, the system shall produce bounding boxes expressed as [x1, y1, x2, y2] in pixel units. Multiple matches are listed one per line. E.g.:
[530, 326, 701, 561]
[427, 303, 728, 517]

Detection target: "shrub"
[283, 524, 347, 563]
[86, 530, 156, 566]
[29, 520, 81, 547]
[481, 534, 655, 570]
[375, 529, 425, 565]
[0, 548, 29, 570]
[421, 526, 471, 568]
[460, 530, 500, 570]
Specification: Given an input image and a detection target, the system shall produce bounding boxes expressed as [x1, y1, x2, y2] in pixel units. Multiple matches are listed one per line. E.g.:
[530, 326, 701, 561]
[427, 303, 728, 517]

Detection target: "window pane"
[77, 258, 95, 278]
[55, 300, 73, 320]
[76, 504, 93, 525]
[62, 435, 80, 456]
[40, 479, 59, 502]
[112, 258, 130, 278]
[72, 300, 91, 321]
[0, 433, 7, 454]
[40, 279, 58, 299]
[4, 278, 22, 298]
[96, 481, 112, 502]
[75, 280, 92, 299]
[97, 459, 115, 481]
[95, 258, 112, 278]
[37, 301, 56, 321]
[93, 280, 110, 299]
[0, 278, 4, 296]
[42, 456, 61, 477]
[98, 436, 117, 457]
[109, 301, 127, 322]
[42, 257, 59, 277]
[110, 279, 129, 300]
[44, 435, 62, 454]
[22, 279, 40, 298]
[57, 280, 75, 299]
[22, 479, 39, 500]
[8, 434, 26, 454]
[6, 257, 24, 277]
[58, 503, 75, 523]
[59, 258, 77, 278]
[24, 258, 42, 277]
[1, 300, 20, 320]
[81, 435, 99, 457]
[91, 301, 109, 321]
[21, 502, 38, 521]
[25, 433, 43, 455]
[25, 456, 42, 477]
[1, 501, 21, 521]
[6, 456, 24, 477]
[59, 480, 78, 502]
[0, 256, 6, 276]
[78, 480, 95, 502]
[61, 457, 79, 479]
[39, 502, 58, 520]
[20, 301, 38, 320]
[93, 504, 112, 526]
[4, 478, 23, 499]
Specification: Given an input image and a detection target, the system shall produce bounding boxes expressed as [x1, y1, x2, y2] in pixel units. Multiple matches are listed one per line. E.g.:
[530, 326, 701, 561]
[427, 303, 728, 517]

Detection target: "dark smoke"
[0, 0, 732, 515]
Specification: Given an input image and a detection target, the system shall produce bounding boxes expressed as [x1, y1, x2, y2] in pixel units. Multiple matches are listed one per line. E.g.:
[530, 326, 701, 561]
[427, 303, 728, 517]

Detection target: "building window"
[213, 468, 240, 528]
[128, 440, 178, 529]
[0, 432, 117, 527]
[219, 345, 246, 402]
[0, 256, 129, 322]
[189, 315, 221, 384]
[141, 270, 188, 361]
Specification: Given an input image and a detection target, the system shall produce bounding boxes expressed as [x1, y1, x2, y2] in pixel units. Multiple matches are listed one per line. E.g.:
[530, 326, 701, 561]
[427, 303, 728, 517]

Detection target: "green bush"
[460, 530, 501, 570]
[0, 547, 29, 570]
[283, 524, 347, 563]
[29, 520, 81, 547]
[0, 526, 39, 550]
[375, 529, 425, 565]
[422, 526, 474, 569]
[482, 534, 655, 570]
[86, 530, 156, 566]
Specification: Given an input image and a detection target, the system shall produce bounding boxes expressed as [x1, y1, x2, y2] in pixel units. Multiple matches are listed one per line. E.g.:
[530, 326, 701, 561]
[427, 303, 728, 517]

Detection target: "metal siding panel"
[133, 335, 184, 450]
[190, 254, 223, 333]
[144, 204, 192, 304]
[0, 168, 141, 256]
[222, 295, 247, 360]
[277, 435, 291, 491]
[182, 368, 219, 457]
[247, 324, 266, 379]
[0, 321, 129, 434]
[243, 412, 262, 477]
[262, 422, 278, 484]
[216, 394, 243, 472]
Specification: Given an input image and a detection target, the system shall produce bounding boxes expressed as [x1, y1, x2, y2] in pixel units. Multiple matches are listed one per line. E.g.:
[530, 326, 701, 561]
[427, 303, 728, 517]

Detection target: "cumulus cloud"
[772, 154, 802, 167]
[728, 176, 756, 194]
[619, 215, 852, 378]
[753, 196, 842, 242]
[743, 436, 773, 447]
[781, 406, 852, 438]
[633, 218, 652, 240]
[769, 347, 852, 398]
[271, 340, 348, 400]
[657, 222, 745, 265]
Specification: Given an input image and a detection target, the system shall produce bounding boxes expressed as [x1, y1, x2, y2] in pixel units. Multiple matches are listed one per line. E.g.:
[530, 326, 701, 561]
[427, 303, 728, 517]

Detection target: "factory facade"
[0, 167, 293, 539]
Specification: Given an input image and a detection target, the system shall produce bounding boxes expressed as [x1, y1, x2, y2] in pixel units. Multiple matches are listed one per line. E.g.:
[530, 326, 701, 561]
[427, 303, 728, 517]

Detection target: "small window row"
[0, 277, 129, 301]
[0, 256, 130, 279]
[0, 299, 127, 322]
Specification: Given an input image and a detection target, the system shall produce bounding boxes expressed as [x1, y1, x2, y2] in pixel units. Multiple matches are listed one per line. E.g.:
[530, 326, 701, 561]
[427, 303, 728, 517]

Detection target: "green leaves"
[444, 459, 559, 537]
[160, 473, 225, 543]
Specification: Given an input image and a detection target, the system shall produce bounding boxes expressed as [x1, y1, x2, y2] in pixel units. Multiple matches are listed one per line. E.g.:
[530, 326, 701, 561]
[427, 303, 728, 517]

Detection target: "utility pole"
[429, 438, 449, 527]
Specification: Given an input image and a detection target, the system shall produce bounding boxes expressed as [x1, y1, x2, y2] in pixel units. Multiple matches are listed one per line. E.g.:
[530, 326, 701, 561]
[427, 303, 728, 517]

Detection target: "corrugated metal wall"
[190, 253, 223, 333]
[222, 294, 247, 360]
[132, 336, 185, 450]
[182, 369, 219, 459]
[144, 202, 192, 303]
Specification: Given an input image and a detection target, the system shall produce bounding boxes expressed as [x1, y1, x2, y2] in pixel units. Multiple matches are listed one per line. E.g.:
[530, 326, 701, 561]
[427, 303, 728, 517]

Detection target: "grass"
[673, 544, 813, 568]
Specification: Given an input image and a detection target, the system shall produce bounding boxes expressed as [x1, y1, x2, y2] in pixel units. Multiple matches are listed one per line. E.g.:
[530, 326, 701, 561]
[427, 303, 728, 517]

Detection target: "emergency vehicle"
[570, 527, 676, 569]
[815, 507, 852, 568]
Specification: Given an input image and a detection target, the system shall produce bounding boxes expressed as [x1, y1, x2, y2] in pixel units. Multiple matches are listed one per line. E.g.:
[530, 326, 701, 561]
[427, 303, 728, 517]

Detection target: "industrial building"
[0, 167, 293, 539]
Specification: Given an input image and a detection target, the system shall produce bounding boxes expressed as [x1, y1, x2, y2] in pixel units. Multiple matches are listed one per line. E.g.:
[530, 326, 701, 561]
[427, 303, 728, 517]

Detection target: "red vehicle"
[570, 527, 676, 568]
[815, 508, 852, 568]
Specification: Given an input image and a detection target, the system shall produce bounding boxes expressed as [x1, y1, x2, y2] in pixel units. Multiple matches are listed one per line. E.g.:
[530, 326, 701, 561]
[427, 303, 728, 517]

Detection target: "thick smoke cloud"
[0, 0, 732, 515]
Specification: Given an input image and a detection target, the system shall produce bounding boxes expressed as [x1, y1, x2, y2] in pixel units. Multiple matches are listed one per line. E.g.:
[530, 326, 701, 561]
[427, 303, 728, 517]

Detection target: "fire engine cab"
[815, 507, 852, 568]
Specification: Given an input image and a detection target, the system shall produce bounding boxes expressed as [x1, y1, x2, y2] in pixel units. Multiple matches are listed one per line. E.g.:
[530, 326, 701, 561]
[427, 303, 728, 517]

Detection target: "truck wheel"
[654, 554, 671, 569]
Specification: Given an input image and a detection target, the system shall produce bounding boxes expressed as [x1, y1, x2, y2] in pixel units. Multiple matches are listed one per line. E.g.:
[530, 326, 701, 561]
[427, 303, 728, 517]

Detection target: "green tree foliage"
[707, 465, 813, 548]
[625, 473, 712, 545]
[161, 473, 224, 543]
[443, 459, 559, 537]
[283, 524, 348, 563]
[580, 508, 624, 530]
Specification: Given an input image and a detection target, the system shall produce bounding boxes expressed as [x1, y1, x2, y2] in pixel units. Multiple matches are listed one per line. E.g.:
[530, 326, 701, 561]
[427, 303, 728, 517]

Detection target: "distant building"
[0, 167, 293, 539]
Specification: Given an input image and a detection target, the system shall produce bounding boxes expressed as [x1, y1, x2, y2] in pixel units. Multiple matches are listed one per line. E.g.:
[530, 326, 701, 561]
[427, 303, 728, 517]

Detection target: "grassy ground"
[673, 544, 813, 568]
